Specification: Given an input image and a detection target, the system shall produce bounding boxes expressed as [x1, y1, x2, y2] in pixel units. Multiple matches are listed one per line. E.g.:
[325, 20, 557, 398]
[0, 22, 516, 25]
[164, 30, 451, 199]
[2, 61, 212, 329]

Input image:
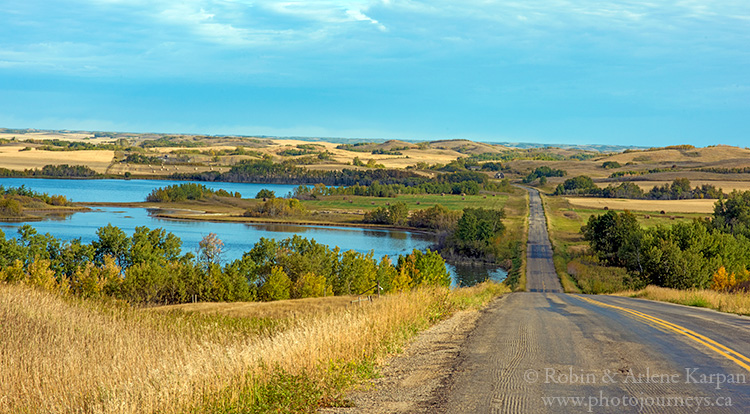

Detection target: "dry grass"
[153, 295, 362, 319]
[611, 180, 750, 192]
[0, 146, 114, 172]
[615, 285, 750, 315]
[0, 132, 106, 143]
[604, 145, 750, 164]
[0, 282, 506, 413]
[565, 197, 717, 214]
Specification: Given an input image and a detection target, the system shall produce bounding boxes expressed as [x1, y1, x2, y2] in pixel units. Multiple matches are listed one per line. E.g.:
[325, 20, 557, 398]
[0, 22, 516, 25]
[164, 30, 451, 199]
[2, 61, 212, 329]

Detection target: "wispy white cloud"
[346, 9, 387, 31]
[2, 0, 749, 79]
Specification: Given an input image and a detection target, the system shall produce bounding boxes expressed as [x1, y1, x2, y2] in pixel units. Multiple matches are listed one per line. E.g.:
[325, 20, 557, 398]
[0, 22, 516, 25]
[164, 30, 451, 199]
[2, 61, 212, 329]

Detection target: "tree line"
[292, 176, 511, 199]
[0, 225, 451, 305]
[0, 164, 99, 178]
[522, 166, 566, 184]
[170, 158, 507, 195]
[582, 190, 750, 290]
[146, 183, 241, 202]
[554, 177, 724, 200]
[0, 186, 72, 217]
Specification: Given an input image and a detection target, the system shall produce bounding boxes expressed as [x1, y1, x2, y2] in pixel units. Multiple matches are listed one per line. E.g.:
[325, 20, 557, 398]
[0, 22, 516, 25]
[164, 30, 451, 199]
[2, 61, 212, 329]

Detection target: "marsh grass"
[617, 285, 750, 315]
[0, 281, 507, 413]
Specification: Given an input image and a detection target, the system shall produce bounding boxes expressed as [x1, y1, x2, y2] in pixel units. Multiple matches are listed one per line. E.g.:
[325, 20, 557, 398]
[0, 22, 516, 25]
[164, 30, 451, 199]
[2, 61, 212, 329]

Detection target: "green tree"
[93, 224, 131, 268]
[376, 256, 397, 293]
[255, 188, 276, 199]
[582, 210, 640, 267]
[259, 266, 292, 301]
[129, 226, 182, 267]
[292, 272, 329, 298]
[334, 251, 377, 295]
[713, 190, 750, 238]
[388, 202, 409, 226]
[412, 249, 451, 287]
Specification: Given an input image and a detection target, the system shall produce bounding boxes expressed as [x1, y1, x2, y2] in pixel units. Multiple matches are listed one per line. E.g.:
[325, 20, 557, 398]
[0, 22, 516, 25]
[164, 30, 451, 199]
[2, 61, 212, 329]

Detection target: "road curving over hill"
[437, 187, 750, 413]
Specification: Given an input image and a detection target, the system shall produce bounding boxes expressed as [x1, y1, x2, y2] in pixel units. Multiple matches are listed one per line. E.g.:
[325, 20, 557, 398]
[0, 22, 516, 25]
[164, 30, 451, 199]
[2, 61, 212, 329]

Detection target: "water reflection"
[362, 229, 408, 241]
[449, 263, 508, 287]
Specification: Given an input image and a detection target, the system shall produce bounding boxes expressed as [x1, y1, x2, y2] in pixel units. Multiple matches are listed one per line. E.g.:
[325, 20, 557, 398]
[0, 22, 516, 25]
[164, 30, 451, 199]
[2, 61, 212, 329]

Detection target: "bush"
[567, 256, 641, 294]
[255, 189, 276, 199]
[245, 198, 306, 217]
[408, 204, 461, 231]
[522, 166, 565, 183]
[602, 161, 621, 169]
[0, 198, 23, 216]
[146, 183, 238, 202]
[363, 202, 408, 225]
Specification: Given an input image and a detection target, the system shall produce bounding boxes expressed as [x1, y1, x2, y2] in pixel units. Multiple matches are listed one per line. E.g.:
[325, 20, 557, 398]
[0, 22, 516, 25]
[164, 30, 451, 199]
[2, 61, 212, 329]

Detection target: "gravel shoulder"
[321, 299, 505, 414]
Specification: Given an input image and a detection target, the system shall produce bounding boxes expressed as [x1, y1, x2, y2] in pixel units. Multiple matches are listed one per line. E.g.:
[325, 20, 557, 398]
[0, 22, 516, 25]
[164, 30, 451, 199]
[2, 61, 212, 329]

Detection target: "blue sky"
[1, 1, 748, 147]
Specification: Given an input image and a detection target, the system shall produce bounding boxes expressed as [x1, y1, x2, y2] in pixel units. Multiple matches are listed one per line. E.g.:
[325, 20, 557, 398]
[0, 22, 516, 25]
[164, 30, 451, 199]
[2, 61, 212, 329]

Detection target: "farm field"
[604, 180, 750, 193]
[564, 197, 718, 214]
[0, 145, 114, 173]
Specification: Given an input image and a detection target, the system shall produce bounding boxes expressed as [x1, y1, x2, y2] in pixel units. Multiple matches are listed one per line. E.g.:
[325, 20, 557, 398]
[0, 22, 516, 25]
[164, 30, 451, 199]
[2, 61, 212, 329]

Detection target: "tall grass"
[618, 285, 750, 315]
[566, 257, 638, 294]
[0, 281, 507, 413]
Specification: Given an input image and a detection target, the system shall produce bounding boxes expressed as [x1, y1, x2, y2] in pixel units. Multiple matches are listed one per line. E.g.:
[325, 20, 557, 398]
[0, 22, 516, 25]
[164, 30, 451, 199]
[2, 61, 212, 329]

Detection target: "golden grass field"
[0, 131, 112, 143]
[0, 145, 114, 173]
[154, 294, 363, 319]
[564, 197, 717, 214]
[608, 180, 750, 192]
[0, 282, 508, 413]
[606, 145, 750, 164]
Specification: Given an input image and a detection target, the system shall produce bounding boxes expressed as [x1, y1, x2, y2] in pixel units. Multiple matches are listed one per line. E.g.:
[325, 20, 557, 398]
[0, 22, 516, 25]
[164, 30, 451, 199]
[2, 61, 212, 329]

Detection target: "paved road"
[524, 187, 563, 293]
[439, 188, 750, 413]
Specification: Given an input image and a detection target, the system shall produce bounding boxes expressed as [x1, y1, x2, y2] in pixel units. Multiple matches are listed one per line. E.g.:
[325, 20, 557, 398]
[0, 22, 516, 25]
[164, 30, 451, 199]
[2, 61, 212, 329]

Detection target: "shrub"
[255, 189, 276, 199]
[408, 204, 461, 231]
[602, 161, 621, 169]
[245, 198, 306, 217]
[0, 198, 23, 216]
[363, 202, 408, 225]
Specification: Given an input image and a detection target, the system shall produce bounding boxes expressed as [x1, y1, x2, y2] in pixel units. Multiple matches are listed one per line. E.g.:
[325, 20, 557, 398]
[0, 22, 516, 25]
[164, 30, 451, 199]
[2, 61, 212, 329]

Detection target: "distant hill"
[427, 139, 508, 155]
[491, 141, 643, 153]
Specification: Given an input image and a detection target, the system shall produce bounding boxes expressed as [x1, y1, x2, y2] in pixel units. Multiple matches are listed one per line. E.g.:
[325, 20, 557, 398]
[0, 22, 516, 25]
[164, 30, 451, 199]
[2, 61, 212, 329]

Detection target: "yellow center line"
[574, 295, 750, 373]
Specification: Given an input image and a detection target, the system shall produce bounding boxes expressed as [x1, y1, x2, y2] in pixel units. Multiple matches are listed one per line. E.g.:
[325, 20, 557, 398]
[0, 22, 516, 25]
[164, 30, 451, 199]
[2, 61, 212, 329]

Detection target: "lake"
[0, 177, 299, 202]
[0, 178, 506, 285]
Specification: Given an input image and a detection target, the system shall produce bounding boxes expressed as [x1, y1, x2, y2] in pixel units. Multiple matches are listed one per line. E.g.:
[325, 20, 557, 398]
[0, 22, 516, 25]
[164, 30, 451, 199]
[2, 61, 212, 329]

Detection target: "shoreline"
[81, 201, 437, 234]
[80, 202, 509, 273]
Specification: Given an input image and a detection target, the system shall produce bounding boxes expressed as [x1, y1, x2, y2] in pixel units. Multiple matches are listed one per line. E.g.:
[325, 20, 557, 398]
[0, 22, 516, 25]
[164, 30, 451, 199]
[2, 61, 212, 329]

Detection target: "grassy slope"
[0, 282, 508, 414]
[616, 286, 750, 316]
[503, 189, 529, 290]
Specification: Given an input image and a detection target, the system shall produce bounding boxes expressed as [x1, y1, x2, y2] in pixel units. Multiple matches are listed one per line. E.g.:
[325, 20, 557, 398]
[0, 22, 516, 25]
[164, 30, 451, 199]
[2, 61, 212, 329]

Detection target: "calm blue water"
[0, 178, 507, 285]
[0, 177, 298, 202]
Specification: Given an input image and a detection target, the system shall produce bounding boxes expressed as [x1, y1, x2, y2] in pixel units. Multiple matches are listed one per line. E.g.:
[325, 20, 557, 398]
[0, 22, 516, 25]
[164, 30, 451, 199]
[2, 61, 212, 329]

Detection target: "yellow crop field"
[565, 197, 717, 214]
[609, 180, 750, 193]
[0, 146, 114, 173]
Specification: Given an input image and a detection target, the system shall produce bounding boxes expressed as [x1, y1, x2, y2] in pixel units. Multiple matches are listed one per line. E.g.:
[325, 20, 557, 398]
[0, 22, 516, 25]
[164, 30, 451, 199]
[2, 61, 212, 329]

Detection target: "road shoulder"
[320, 297, 505, 413]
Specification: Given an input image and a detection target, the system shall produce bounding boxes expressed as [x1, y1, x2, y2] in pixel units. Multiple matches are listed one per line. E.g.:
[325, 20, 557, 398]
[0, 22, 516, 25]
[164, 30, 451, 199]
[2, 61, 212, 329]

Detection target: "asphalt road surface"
[524, 187, 563, 293]
[439, 188, 750, 413]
